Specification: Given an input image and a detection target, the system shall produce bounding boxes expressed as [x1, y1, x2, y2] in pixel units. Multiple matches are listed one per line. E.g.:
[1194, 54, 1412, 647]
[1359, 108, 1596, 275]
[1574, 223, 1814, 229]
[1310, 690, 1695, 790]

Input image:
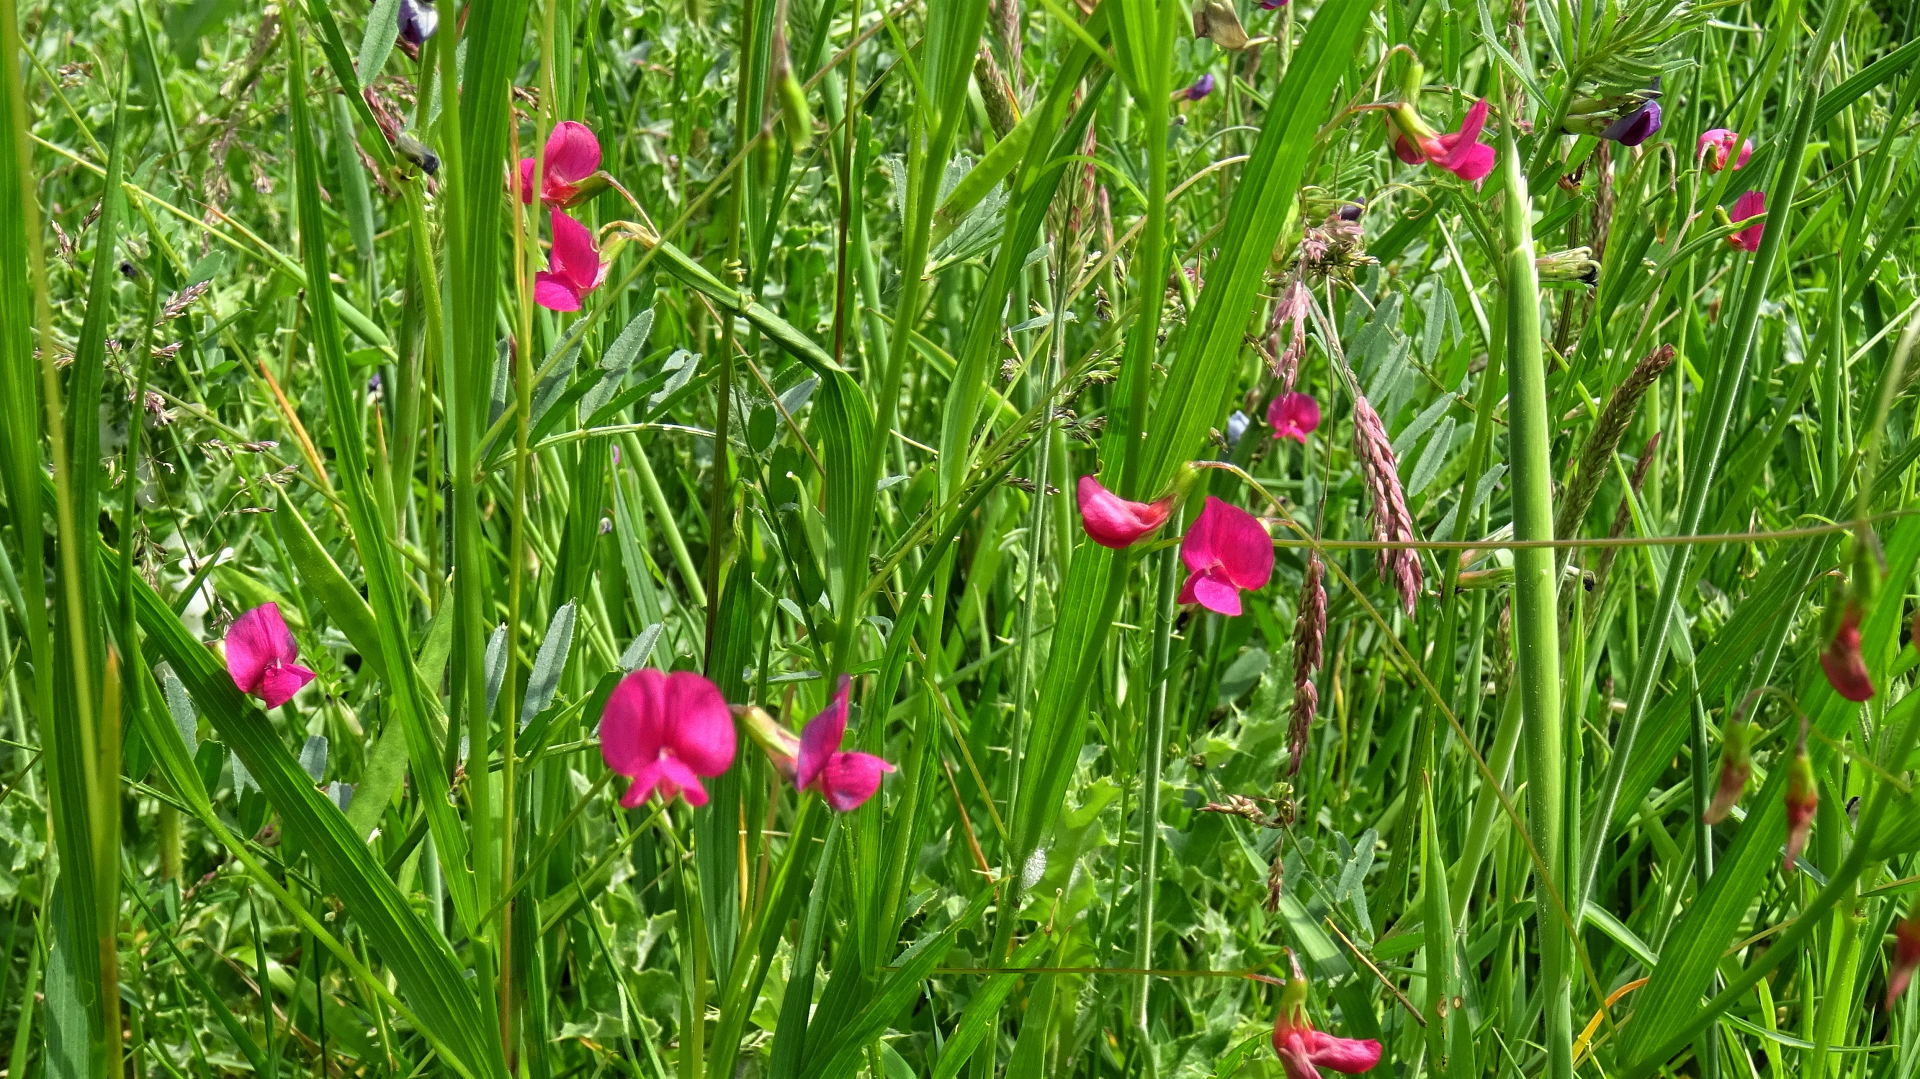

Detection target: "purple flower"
[796, 676, 895, 811]
[398, 0, 438, 47]
[1600, 97, 1662, 146]
[1186, 74, 1216, 101]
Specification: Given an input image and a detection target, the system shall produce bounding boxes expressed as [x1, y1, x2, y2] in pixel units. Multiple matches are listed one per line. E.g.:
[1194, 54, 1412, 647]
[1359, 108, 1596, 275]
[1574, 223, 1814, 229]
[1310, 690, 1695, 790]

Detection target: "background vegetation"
[0, 0, 1918, 1075]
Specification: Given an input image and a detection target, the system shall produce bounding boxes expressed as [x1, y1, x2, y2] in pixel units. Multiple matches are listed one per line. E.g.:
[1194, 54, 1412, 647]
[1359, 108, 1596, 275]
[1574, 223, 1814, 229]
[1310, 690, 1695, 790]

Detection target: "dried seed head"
[1287, 554, 1326, 777]
[1351, 392, 1424, 615]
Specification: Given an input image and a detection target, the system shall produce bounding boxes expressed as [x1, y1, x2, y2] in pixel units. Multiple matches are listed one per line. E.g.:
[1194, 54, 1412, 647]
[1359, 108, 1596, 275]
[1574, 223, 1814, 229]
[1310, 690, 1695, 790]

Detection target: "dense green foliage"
[1, 0, 1919, 1076]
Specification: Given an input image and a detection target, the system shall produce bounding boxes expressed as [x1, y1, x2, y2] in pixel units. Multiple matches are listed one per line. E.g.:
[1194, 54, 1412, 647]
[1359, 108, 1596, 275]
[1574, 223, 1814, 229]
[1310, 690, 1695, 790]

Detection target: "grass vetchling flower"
[1697, 128, 1752, 172]
[1782, 730, 1816, 874]
[1819, 602, 1873, 701]
[1726, 190, 1766, 252]
[1268, 393, 1320, 444]
[600, 669, 737, 808]
[517, 121, 605, 208]
[1178, 497, 1274, 617]
[535, 210, 608, 312]
[225, 602, 315, 708]
[1077, 475, 1173, 549]
[797, 676, 895, 811]
[1272, 952, 1382, 1079]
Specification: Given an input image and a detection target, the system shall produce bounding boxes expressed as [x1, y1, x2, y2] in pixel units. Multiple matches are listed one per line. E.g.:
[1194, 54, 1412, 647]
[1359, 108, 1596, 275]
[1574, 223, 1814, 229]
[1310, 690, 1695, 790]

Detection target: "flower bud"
[1783, 737, 1817, 875]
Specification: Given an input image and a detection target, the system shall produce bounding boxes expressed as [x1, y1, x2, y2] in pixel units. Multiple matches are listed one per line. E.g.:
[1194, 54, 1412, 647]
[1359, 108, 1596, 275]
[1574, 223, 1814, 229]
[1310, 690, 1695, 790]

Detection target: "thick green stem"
[1499, 122, 1570, 1079]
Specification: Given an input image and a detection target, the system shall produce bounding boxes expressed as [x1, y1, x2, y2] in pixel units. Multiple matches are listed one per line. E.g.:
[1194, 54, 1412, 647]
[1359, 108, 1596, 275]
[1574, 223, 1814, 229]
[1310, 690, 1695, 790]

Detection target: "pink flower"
[535, 210, 608, 312]
[1386, 99, 1496, 184]
[1696, 128, 1752, 173]
[1728, 191, 1766, 253]
[1178, 497, 1274, 617]
[1272, 953, 1382, 1079]
[1889, 911, 1920, 1011]
[1819, 604, 1874, 702]
[1268, 393, 1320, 444]
[600, 669, 737, 808]
[516, 121, 603, 208]
[1077, 475, 1173, 549]
[224, 603, 316, 708]
[797, 676, 895, 811]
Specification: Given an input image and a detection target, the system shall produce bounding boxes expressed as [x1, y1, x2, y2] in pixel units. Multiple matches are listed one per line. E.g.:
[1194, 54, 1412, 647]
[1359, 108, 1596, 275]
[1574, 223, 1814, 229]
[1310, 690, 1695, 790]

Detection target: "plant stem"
[1498, 119, 1571, 1079]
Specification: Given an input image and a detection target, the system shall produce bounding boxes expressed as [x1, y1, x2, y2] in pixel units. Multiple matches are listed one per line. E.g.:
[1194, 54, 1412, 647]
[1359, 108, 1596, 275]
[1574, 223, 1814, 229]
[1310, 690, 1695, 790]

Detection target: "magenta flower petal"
[543, 121, 602, 186]
[796, 676, 850, 792]
[1728, 190, 1766, 252]
[1425, 98, 1497, 183]
[548, 210, 603, 291]
[534, 272, 583, 311]
[516, 158, 539, 204]
[819, 750, 896, 812]
[1305, 1031, 1384, 1073]
[794, 675, 893, 811]
[256, 663, 317, 709]
[1191, 575, 1244, 616]
[599, 669, 735, 808]
[225, 603, 314, 707]
[1268, 393, 1321, 444]
[1179, 498, 1274, 617]
[1077, 475, 1173, 549]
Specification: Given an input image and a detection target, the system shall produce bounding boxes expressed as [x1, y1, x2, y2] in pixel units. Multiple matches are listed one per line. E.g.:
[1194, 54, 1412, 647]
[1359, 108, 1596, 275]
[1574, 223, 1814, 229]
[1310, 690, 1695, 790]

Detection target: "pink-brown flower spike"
[1783, 734, 1817, 874]
[1076, 475, 1174, 549]
[1889, 907, 1920, 1012]
[535, 210, 608, 312]
[1272, 952, 1382, 1079]
[1727, 191, 1766, 253]
[1697, 128, 1752, 173]
[1269, 393, 1321, 445]
[797, 676, 895, 811]
[1385, 98, 1497, 184]
[225, 603, 315, 708]
[1820, 603, 1875, 702]
[600, 669, 737, 808]
[1178, 497, 1275, 617]
[516, 121, 605, 208]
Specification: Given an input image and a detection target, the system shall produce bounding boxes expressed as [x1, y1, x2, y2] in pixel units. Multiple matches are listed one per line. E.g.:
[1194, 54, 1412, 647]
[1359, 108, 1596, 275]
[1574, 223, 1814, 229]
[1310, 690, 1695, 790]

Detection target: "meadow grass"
[1, 0, 1919, 1076]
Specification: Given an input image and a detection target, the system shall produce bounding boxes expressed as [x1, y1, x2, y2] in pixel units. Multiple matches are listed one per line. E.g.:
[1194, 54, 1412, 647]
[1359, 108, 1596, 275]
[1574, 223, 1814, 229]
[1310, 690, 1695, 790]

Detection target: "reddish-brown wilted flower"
[1820, 602, 1874, 702]
[1783, 732, 1817, 874]
[1351, 393, 1424, 616]
[1272, 952, 1382, 1079]
[1077, 475, 1173, 549]
[1178, 497, 1275, 617]
[1287, 554, 1326, 777]
[1702, 717, 1749, 824]
[1727, 191, 1766, 253]
[1888, 907, 1920, 1011]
